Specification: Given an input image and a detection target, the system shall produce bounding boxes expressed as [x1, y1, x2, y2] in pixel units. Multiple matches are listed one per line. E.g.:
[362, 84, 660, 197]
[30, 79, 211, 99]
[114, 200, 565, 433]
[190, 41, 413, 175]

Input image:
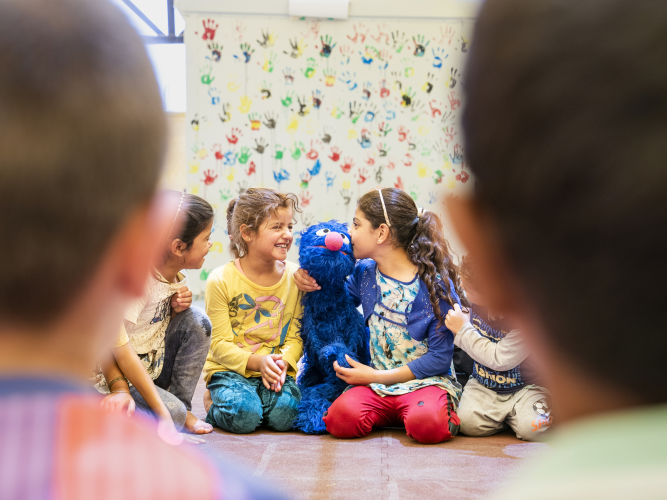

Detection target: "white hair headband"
[376, 188, 391, 227]
[167, 189, 186, 239]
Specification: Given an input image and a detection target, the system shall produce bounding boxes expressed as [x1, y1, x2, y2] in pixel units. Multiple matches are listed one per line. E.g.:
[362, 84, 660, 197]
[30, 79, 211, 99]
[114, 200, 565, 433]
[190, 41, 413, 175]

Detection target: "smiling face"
[245, 206, 294, 261]
[181, 220, 213, 270]
[298, 220, 355, 285]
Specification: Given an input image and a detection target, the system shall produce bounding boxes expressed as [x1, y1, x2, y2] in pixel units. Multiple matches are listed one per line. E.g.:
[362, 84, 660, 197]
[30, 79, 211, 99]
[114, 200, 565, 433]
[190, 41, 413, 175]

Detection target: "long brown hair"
[357, 188, 466, 327]
[226, 187, 301, 258]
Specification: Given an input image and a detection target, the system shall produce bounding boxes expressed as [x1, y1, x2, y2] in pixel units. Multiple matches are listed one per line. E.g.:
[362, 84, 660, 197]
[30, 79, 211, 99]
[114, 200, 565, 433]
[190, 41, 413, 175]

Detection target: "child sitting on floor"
[203, 188, 304, 434]
[296, 188, 465, 444]
[94, 191, 216, 435]
[444, 255, 551, 441]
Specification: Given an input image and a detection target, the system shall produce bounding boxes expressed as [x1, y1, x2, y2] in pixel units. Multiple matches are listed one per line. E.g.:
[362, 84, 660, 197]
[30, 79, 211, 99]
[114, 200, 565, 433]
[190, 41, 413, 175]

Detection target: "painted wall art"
[185, 16, 474, 295]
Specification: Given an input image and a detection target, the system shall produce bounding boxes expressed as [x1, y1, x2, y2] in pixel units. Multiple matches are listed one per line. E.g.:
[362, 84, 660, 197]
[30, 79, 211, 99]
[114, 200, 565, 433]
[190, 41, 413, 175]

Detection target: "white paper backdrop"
[184, 16, 474, 295]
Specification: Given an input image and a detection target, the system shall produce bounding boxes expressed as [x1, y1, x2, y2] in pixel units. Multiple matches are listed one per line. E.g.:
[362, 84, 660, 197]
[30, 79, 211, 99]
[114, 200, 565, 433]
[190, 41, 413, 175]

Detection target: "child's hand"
[295, 268, 321, 292]
[171, 286, 192, 315]
[445, 303, 468, 335]
[271, 359, 289, 392]
[333, 355, 378, 386]
[101, 391, 135, 417]
[259, 354, 284, 389]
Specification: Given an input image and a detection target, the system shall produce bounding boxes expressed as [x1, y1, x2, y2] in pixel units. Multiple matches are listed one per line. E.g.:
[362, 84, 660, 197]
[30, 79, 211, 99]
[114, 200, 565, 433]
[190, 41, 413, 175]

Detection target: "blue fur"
[293, 221, 369, 434]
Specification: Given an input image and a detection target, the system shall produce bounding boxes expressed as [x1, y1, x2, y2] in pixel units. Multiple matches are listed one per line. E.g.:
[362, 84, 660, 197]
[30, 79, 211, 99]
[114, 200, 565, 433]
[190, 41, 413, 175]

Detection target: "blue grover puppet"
[293, 221, 369, 434]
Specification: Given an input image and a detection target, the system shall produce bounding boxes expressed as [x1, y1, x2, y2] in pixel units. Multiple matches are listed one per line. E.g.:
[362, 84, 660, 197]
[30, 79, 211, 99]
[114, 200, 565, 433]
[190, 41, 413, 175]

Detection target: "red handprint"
[212, 143, 224, 160]
[329, 146, 341, 162]
[444, 126, 457, 144]
[300, 191, 313, 207]
[448, 91, 461, 111]
[227, 127, 242, 144]
[397, 125, 409, 142]
[347, 23, 368, 44]
[202, 19, 219, 41]
[379, 79, 390, 98]
[340, 157, 354, 173]
[306, 139, 320, 160]
[429, 100, 442, 118]
[394, 176, 404, 190]
[202, 169, 218, 185]
[403, 153, 413, 167]
[456, 171, 470, 183]
[387, 160, 396, 171]
[356, 167, 369, 185]
[365, 154, 375, 166]
[246, 161, 256, 176]
[371, 23, 389, 44]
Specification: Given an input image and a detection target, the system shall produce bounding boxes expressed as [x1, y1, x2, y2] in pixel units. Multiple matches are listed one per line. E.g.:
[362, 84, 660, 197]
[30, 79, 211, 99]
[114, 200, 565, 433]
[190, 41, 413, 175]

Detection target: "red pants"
[323, 386, 460, 444]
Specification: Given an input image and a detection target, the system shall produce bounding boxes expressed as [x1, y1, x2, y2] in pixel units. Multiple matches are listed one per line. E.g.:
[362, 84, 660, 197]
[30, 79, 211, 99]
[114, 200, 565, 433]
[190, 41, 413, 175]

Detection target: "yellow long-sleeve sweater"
[203, 260, 304, 384]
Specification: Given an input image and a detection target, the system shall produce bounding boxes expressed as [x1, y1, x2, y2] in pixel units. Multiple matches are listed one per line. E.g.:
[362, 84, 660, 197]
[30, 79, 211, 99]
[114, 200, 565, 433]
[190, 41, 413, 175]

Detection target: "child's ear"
[240, 224, 253, 242]
[171, 239, 186, 257]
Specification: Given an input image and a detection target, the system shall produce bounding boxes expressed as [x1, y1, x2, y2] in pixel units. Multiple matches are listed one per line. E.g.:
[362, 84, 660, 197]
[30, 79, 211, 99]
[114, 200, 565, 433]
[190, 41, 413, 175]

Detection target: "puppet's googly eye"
[341, 235, 350, 244]
[315, 228, 331, 236]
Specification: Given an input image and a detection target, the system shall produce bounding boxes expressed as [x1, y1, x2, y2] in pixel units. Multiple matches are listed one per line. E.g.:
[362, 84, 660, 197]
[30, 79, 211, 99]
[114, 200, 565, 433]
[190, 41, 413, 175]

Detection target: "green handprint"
[238, 146, 252, 164]
[262, 52, 276, 73]
[274, 145, 285, 160]
[291, 142, 304, 160]
[200, 66, 214, 85]
[303, 57, 317, 78]
[220, 188, 232, 201]
[281, 91, 294, 107]
[200, 268, 211, 281]
[409, 184, 420, 201]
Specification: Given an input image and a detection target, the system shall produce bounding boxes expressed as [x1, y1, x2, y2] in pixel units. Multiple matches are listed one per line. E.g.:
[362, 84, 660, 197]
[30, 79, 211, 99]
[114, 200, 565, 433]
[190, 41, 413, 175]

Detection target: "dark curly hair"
[226, 187, 301, 258]
[357, 188, 467, 328]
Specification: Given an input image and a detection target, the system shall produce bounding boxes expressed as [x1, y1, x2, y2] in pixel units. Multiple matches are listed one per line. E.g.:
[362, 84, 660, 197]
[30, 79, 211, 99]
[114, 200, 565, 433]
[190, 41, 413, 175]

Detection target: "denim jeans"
[205, 371, 301, 434]
[131, 306, 212, 430]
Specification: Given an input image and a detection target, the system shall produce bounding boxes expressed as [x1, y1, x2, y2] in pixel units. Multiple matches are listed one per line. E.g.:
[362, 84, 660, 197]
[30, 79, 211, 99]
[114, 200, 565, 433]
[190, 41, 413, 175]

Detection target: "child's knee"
[404, 408, 458, 444]
[206, 392, 263, 434]
[265, 378, 301, 431]
[513, 414, 552, 441]
[323, 394, 372, 438]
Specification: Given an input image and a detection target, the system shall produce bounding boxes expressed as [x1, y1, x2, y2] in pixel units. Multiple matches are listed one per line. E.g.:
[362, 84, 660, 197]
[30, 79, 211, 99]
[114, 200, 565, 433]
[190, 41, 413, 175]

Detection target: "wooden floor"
[189, 377, 550, 500]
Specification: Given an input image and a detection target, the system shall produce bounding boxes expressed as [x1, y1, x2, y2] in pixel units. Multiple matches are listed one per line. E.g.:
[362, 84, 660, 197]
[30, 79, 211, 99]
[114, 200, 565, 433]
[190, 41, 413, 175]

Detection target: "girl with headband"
[295, 187, 467, 444]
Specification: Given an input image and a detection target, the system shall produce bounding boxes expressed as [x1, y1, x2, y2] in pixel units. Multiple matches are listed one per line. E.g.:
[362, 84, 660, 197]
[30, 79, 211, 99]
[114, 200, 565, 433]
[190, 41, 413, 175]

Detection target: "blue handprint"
[223, 150, 237, 166]
[431, 47, 447, 69]
[339, 71, 358, 91]
[273, 168, 291, 184]
[308, 159, 322, 176]
[325, 171, 336, 192]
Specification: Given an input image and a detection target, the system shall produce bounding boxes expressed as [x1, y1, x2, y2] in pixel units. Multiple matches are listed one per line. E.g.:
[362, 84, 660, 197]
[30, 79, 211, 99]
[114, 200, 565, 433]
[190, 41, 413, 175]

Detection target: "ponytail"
[357, 188, 467, 328]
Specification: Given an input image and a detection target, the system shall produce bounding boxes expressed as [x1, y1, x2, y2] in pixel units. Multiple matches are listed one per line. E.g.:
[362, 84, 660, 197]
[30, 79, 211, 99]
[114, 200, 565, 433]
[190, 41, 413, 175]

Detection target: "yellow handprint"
[189, 183, 200, 195]
[188, 158, 200, 173]
[417, 162, 428, 178]
[227, 168, 236, 182]
[287, 115, 300, 134]
[418, 126, 431, 136]
[348, 129, 358, 139]
[305, 118, 316, 134]
[210, 241, 223, 253]
[238, 95, 252, 114]
[445, 173, 456, 190]
[342, 180, 351, 189]
[227, 74, 241, 92]
[196, 147, 208, 160]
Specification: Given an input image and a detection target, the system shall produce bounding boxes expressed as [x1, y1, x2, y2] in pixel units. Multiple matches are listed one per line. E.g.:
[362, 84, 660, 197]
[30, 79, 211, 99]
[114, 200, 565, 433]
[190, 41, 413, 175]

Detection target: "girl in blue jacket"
[295, 188, 466, 444]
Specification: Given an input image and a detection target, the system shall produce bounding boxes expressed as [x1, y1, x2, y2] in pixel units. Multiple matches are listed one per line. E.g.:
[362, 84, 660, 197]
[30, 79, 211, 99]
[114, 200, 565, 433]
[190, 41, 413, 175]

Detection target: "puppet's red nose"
[325, 232, 344, 251]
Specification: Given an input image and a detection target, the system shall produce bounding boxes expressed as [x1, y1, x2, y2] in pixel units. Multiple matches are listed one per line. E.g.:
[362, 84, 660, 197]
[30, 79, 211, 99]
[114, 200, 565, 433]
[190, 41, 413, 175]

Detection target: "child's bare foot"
[184, 410, 213, 434]
[203, 388, 213, 413]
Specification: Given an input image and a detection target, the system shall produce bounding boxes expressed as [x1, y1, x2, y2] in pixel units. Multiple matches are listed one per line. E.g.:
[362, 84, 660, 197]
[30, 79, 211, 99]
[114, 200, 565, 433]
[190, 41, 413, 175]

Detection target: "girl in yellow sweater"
[203, 188, 304, 434]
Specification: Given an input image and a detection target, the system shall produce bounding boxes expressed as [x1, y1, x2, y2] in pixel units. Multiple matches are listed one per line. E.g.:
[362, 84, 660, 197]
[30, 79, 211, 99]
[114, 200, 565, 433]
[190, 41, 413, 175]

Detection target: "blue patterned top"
[367, 269, 462, 404]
